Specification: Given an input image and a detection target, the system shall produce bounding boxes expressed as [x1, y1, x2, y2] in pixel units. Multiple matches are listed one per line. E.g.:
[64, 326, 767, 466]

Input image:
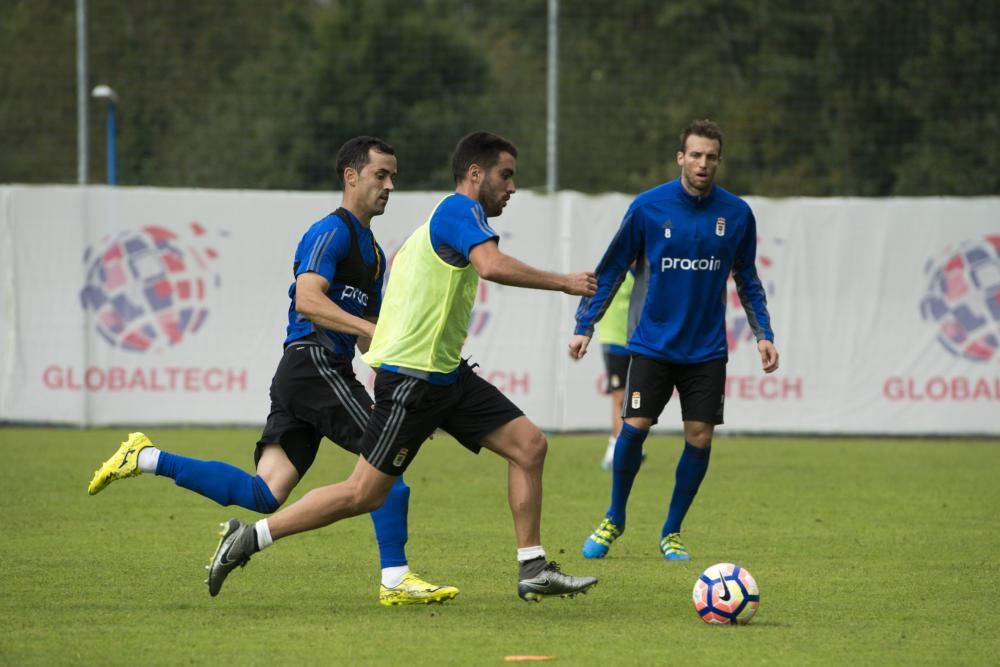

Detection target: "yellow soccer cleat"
[660, 532, 690, 561]
[87, 432, 153, 495]
[379, 572, 460, 607]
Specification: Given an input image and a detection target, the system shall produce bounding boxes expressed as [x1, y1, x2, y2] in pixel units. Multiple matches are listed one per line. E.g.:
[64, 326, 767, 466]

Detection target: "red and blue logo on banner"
[79, 223, 222, 352]
[920, 235, 1000, 363]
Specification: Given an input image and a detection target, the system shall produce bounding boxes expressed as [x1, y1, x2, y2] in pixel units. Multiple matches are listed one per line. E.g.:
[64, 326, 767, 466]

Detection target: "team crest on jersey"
[715, 217, 726, 236]
[393, 448, 409, 468]
[631, 391, 641, 409]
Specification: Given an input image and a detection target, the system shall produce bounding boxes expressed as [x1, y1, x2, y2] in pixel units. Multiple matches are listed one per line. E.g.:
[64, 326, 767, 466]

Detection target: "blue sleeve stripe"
[731, 211, 772, 341]
[471, 204, 498, 239]
[627, 263, 648, 337]
[575, 270, 628, 336]
[575, 211, 639, 335]
[590, 210, 639, 278]
[304, 229, 336, 273]
[733, 266, 771, 340]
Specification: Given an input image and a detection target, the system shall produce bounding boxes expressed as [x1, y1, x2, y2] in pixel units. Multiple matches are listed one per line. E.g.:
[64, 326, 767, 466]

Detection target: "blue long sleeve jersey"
[285, 209, 386, 359]
[575, 178, 773, 364]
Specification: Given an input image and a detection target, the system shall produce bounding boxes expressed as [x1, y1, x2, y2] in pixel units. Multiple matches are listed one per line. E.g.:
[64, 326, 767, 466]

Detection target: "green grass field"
[1, 427, 998, 666]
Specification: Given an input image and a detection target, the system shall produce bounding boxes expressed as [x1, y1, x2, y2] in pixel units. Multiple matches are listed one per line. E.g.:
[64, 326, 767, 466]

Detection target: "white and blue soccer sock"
[606, 423, 648, 529]
[370, 476, 410, 571]
[662, 441, 711, 536]
[154, 451, 280, 513]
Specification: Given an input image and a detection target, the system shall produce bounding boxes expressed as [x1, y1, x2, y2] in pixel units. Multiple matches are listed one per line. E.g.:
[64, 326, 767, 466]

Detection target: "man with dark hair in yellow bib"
[206, 132, 601, 603]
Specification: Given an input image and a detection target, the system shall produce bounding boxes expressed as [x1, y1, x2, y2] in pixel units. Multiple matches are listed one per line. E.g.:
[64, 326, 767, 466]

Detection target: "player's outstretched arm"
[567, 334, 592, 360]
[758, 340, 779, 373]
[469, 239, 596, 296]
[296, 272, 376, 338]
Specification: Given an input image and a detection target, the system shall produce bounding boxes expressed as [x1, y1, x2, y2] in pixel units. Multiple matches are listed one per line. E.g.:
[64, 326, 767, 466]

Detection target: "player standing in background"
[596, 270, 633, 470]
[88, 136, 458, 606]
[204, 131, 601, 603]
[569, 119, 779, 561]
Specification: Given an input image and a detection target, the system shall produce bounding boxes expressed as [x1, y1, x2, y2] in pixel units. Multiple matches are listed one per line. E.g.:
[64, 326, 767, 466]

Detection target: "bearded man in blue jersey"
[87, 136, 458, 606]
[570, 119, 780, 561]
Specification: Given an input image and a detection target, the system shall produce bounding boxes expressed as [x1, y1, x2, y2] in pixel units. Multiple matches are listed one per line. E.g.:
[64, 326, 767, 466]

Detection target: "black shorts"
[622, 354, 726, 425]
[256, 342, 373, 477]
[361, 361, 524, 475]
[602, 347, 630, 394]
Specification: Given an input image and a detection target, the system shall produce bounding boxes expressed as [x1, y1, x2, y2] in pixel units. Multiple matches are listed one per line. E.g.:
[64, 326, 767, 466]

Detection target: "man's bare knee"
[625, 416, 654, 431]
[341, 478, 390, 515]
[482, 416, 548, 469]
[684, 422, 714, 448]
[507, 428, 547, 470]
[256, 445, 299, 505]
[268, 487, 289, 506]
[525, 429, 547, 467]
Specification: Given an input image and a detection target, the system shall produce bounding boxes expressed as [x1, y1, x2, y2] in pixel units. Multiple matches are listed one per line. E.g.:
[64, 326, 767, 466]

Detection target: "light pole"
[76, 0, 89, 184]
[91, 84, 118, 185]
[546, 0, 558, 193]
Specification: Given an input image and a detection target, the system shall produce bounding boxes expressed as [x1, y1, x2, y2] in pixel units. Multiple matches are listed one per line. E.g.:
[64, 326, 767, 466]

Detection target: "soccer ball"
[692, 562, 760, 625]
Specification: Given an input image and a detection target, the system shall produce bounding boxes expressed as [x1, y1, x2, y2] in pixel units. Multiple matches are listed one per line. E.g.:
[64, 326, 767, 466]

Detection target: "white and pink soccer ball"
[692, 563, 760, 625]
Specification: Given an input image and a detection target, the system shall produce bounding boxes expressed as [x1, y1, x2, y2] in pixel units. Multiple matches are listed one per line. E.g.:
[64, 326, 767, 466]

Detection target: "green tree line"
[1, 0, 997, 195]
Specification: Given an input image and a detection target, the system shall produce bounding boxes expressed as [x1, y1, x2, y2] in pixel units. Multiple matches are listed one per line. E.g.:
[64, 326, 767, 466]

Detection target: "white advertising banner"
[1, 185, 997, 435]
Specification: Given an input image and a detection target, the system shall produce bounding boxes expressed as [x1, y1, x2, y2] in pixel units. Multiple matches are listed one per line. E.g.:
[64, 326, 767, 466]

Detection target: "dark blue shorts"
[602, 346, 630, 394]
[622, 354, 726, 425]
[361, 361, 524, 474]
[256, 342, 372, 477]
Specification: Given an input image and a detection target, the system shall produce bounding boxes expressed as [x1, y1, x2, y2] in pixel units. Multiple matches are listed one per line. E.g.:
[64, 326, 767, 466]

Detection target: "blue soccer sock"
[370, 476, 410, 569]
[662, 441, 712, 536]
[605, 423, 649, 530]
[155, 451, 280, 514]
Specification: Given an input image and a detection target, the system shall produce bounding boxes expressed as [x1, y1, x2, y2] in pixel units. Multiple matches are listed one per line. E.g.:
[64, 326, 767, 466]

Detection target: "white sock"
[517, 546, 546, 563]
[254, 519, 273, 550]
[137, 447, 160, 473]
[602, 437, 616, 464]
[381, 565, 410, 588]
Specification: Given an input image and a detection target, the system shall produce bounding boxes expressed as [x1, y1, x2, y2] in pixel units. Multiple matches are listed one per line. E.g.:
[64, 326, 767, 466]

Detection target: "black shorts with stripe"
[622, 354, 727, 425]
[256, 341, 372, 477]
[361, 360, 524, 475]
[602, 346, 630, 394]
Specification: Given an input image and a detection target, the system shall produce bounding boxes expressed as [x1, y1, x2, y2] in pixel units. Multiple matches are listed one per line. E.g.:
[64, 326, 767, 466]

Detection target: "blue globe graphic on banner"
[920, 235, 1000, 363]
[79, 223, 221, 352]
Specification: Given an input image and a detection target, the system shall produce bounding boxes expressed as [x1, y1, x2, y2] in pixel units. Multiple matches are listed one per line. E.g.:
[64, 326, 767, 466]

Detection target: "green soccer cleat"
[87, 432, 153, 495]
[582, 518, 622, 559]
[379, 572, 460, 607]
[660, 532, 690, 561]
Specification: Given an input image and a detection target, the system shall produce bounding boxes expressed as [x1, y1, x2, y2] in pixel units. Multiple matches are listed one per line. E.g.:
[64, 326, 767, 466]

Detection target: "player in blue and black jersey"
[569, 119, 780, 561]
[88, 136, 458, 605]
